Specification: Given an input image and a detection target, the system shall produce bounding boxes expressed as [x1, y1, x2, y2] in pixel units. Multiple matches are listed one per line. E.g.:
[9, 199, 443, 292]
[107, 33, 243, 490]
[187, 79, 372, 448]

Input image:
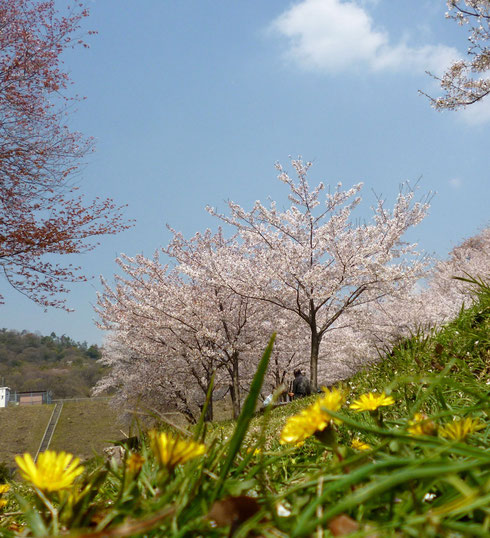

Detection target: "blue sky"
[3, 0, 489, 345]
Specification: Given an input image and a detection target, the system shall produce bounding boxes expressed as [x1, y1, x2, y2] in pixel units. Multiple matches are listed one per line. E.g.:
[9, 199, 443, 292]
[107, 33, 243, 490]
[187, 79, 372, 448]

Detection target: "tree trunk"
[200, 378, 214, 422]
[175, 390, 197, 424]
[191, 366, 214, 422]
[274, 354, 284, 401]
[310, 329, 320, 392]
[229, 352, 241, 419]
[274, 354, 280, 388]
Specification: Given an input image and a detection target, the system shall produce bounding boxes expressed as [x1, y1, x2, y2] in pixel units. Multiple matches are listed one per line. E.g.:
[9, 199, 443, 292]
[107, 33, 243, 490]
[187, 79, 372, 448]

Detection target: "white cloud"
[270, 0, 458, 75]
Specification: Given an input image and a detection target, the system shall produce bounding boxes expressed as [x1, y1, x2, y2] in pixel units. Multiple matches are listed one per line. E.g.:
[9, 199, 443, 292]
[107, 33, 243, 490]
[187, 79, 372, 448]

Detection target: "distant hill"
[0, 329, 106, 399]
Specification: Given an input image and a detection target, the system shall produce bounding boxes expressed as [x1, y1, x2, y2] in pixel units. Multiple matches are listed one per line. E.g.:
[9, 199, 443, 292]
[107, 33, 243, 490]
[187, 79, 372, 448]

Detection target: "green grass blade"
[15, 494, 49, 537]
[193, 371, 215, 442]
[294, 459, 490, 536]
[211, 334, 276, 502]
[326, 409, 490, 459]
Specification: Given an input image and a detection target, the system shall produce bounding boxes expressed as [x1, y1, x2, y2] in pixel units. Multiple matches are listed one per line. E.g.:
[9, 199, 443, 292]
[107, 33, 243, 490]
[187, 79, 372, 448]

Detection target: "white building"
[0, 387, 10, 408]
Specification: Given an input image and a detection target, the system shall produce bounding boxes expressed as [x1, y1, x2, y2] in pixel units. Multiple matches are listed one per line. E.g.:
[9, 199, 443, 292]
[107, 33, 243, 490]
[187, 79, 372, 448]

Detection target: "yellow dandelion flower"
[407, 413, 437, 436]
[149, 431, 206, 469]
[351, 439, 371, 451]
[126, 453, 145, 477]
[15, 451, 84, 492]
[280, 413, 315, 445]
[246, 447, 261, 456]
[280, 388, 345, 445]
[0, 484, 10, 510]
[349, 392, 394, 412]
[439, 417, 485, 441]
[317, 387, 346, 423]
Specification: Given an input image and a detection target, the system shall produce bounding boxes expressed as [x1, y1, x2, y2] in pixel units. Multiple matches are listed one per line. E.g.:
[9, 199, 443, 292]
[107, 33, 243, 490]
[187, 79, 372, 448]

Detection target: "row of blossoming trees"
[94, 160, 489, 421]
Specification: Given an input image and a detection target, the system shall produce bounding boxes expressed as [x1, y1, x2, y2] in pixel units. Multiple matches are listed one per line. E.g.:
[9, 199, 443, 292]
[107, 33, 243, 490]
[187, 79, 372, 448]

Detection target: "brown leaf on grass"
[328, 514, 359, 536]
[8, 522, 24, 533]
[431, 360, 445, 371]
[64, 506, 175, 538]
[207, 495, 261, 535]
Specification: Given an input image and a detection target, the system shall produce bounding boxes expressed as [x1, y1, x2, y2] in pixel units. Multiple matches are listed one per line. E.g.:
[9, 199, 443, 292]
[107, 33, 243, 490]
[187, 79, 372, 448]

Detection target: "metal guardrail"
[51, 396, 112, 403]
[9, 390, 52, 405]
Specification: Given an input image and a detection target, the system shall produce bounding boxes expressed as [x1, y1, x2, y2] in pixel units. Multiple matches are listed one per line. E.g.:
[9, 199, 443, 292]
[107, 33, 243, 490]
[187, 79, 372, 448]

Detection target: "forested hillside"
[0, 330, 105, 398]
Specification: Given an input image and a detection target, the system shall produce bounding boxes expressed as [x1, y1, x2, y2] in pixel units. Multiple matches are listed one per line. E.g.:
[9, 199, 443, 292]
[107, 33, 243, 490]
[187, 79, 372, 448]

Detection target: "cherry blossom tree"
[295, 226, 489, 388]
[96, 260, 220, 421]
[418, 226, 490, 324]
[206, 160, 431, 390]
[424, 1, 490, 110]
[351, 226, 490, 357]
[93, 329, 210, 424]
[0, 0, 129, 309]
[164, 229, 275, 417]
[265, 314, 310, 397]
[96, 231, 274, 420]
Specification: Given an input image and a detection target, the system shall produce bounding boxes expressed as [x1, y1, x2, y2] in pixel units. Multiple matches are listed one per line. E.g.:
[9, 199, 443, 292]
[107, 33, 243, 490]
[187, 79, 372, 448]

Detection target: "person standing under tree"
[291, 369, 311, 399]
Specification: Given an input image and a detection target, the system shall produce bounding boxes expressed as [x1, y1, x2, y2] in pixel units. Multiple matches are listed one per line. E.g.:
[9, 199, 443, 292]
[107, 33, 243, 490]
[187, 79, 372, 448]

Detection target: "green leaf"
[193, 371, 215, 442]
[15, 494, 49, 537]
[211, 334, 276, 502]
[293, 459, 490, 536]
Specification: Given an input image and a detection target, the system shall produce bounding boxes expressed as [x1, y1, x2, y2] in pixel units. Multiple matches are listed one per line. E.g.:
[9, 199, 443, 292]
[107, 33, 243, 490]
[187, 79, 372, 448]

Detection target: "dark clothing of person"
[292, 374, 311, 399]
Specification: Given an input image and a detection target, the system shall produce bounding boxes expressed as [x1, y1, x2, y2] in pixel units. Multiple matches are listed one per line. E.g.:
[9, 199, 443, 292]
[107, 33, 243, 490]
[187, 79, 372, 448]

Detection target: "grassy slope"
[347, 278, 490, 408]
[1, 285, 488, 536]
[0, 405, 53, 467]
[196, 284, 490, 535]
[211, 279, 490, 448]
[2, 285, 486, 467]
[0, 400, 124, 467]
[49, 400, 125, 460]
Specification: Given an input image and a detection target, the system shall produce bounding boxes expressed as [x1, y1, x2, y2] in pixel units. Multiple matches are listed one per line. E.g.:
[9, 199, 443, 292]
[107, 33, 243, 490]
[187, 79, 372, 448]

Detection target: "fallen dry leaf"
[328, 513, 359, 536]
[207, 495, 261, 535]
